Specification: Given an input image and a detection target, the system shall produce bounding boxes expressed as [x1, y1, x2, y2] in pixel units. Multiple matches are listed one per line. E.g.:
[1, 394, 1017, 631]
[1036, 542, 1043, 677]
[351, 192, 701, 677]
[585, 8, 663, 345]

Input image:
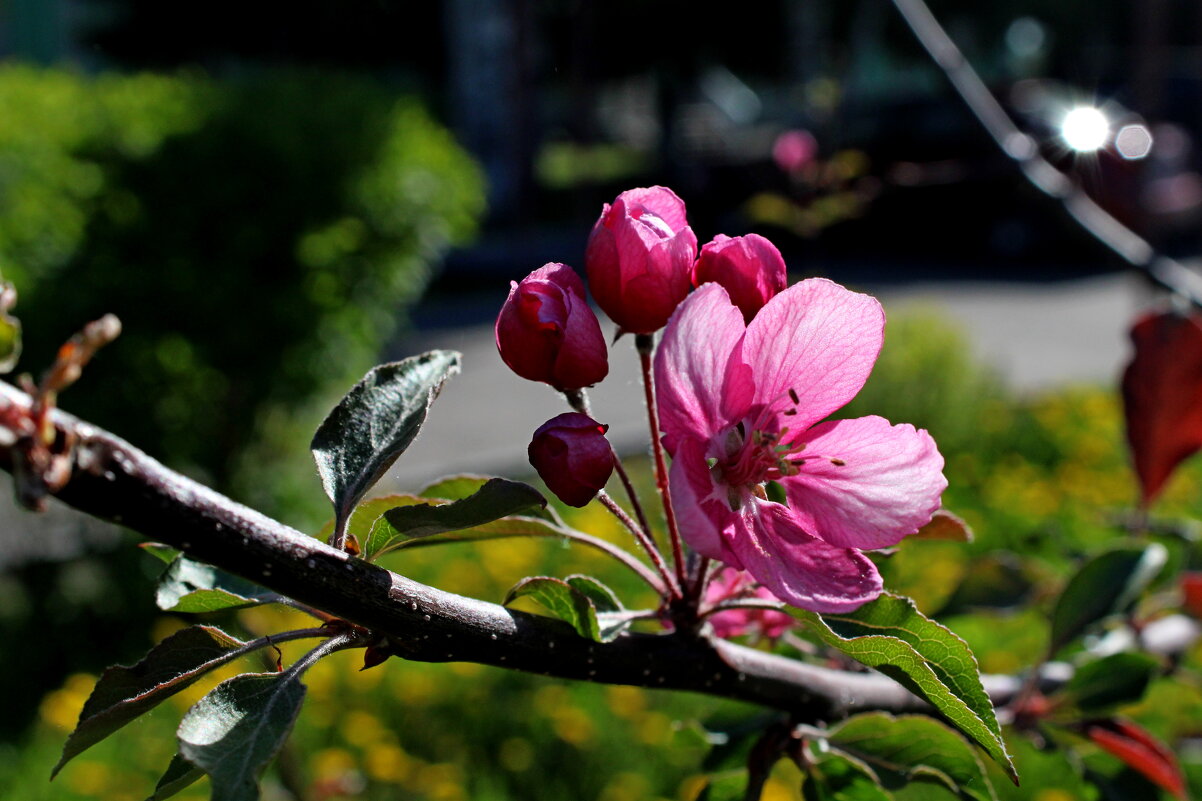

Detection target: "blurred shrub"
[0, 64, 485, 522]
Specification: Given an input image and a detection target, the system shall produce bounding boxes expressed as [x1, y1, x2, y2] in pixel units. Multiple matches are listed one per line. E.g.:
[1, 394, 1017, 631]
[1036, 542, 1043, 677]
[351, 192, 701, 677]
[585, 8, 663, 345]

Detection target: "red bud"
[528, 413, 615, 507]
[495, 263, 608, 391]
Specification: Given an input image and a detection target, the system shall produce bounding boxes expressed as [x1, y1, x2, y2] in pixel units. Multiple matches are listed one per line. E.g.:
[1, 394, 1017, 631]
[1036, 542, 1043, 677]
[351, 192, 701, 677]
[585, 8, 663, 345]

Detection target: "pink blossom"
[692, 234, 788, 322]
[528, 413, 615, 507]
[585, 186, 698, 334]
[655, 279, 946, 613]
[704, 567, 794, 639]
[495, 263, 608, 391]
[773, 129, 818, 174]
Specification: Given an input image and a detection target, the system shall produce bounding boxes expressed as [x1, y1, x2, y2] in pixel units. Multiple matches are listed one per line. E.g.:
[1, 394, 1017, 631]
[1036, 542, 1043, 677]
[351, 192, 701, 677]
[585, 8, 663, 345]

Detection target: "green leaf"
[314, 494, 423, 543]
[311, 351, 461, 544]
[140, 542, 181, 565]
[420, 474, 564, 524]
[793, 594, 1014, 782]
[177, 672, 307, 801]
[53, 626, 246, 777]
[146, 753, 205, 801]
[156, 556, 268, 613]
[803, 751, 894, 801]
[824, 713, 997, 801]
[364, 478, 546, 559]
[1059, 652, 1160, 713]
[566, 575, 631, 641]
[503, 575, 626, 642]
[1050, 544, 1167, 653]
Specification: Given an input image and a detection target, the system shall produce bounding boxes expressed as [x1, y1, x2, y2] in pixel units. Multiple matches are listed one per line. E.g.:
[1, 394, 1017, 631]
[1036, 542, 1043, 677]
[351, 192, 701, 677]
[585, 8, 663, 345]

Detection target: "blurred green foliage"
[0, 64, 485, 523]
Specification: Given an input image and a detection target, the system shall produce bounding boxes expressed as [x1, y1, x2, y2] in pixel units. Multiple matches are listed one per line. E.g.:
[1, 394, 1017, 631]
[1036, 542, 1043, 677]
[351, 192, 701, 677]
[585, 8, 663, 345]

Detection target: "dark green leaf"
[419, 474, 502, 501]
[794, 594, 1014, 782]
[1060, 653, 1160, 713]
[311, 351, 461, 544]
[364, 497, 575, 554]
[504, 576, 615, 641]
[314, 494, 422, 543]
[364, 478, 546, 559]
[140, 542, 181, 565]
[565, 574, 621, 612]
[177, 672, 307, 801]
[1050, 544, 1167, 653]
[146, 753, 205, 801]
[566, 575, 631, 640]
[54, 626, 246, 777]
[825, 713, 997, 801]
[803, 751, 894, 801]
[156, 556, 268, 613]
[421, 474, 564, 524]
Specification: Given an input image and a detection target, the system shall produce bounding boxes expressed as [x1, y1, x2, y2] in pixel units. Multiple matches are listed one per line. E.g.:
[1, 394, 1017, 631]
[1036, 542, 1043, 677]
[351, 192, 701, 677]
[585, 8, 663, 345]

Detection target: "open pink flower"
[654, 279, 946, 613]
[704, 567, 794, 640]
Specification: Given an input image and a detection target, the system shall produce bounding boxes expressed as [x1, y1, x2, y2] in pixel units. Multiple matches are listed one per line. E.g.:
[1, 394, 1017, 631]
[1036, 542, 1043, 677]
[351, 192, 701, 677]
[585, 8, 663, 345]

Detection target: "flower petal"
[655, 283, 750, 452]
[728, 501, 882, 613]
[668, 437, 734, 562]
[784, 415, 947, 550]
[742, 278, 884, 429]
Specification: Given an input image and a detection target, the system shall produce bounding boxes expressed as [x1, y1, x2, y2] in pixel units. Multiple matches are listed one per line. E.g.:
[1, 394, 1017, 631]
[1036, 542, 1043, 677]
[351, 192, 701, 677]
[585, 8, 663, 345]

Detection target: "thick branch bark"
[4, 382, 1196, 723]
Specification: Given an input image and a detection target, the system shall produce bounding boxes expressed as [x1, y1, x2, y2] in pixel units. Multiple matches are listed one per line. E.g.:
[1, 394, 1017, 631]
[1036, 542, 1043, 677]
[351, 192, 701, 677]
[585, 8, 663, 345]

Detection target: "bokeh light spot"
[1116, 124, 1154, 159]
[1061, 106, 1109, 152]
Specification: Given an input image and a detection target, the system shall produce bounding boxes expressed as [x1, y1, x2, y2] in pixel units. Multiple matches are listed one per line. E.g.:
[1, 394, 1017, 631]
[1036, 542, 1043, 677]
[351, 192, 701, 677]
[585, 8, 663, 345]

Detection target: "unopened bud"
[495, 263, 608, 391]
[528, 413, 615, 507]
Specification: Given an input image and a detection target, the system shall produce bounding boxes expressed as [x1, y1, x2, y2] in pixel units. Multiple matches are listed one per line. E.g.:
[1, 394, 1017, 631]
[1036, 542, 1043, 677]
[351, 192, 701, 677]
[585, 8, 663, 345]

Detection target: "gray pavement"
[382, 272, 1147, 492]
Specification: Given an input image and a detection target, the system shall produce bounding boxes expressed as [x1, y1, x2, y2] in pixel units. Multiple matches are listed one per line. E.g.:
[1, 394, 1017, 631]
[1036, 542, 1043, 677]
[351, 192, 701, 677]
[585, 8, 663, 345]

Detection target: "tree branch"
[891, 0, 1202, 309]
[3, 381, 1196, 724]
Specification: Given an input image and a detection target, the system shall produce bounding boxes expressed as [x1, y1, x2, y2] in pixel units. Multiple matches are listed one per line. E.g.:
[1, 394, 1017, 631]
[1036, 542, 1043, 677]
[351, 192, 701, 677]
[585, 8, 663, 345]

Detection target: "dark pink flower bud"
[705, 567, 793, 640]
[585, 186, 698, 334]
[495, 263, 608, 391]
[691, 233, 787, 323]
[528, 413, 615, 507]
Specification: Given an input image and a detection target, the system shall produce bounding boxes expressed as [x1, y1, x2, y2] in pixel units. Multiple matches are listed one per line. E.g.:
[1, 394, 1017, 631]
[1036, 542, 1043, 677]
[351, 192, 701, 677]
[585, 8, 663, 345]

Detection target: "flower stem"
[564, 388, 590, 415]
[597, 490, 681, 599]
[635, 334, 688, 591]
[691, 555, 713, 602]
[610, 452, 656, 550]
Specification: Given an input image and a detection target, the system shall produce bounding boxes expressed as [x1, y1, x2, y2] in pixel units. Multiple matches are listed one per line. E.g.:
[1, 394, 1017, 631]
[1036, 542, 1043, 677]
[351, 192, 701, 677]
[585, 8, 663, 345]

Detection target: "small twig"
[610, 452, 657, 551]
[890, 0, 1202, 309]
[597, 489, 680, 599]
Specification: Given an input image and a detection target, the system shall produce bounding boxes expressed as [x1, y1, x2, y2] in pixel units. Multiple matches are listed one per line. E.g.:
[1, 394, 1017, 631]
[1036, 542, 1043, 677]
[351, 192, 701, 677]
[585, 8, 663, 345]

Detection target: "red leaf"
[1122, 311, 1202, 506]
[1182, 573, 1202, 620]
[1081, 717, 1188, 800]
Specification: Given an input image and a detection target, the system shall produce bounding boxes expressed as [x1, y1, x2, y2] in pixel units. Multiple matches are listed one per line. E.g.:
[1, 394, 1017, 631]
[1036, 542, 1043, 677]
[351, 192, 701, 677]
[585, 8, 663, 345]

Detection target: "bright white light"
[1061, 106, 1110, 152]
[1116, 124, 1154, 159]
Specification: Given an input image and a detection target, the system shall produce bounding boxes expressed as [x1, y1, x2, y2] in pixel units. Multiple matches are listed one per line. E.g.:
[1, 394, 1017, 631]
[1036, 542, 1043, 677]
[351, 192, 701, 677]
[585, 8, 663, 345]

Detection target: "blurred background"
[4, 1, 1202, 799]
